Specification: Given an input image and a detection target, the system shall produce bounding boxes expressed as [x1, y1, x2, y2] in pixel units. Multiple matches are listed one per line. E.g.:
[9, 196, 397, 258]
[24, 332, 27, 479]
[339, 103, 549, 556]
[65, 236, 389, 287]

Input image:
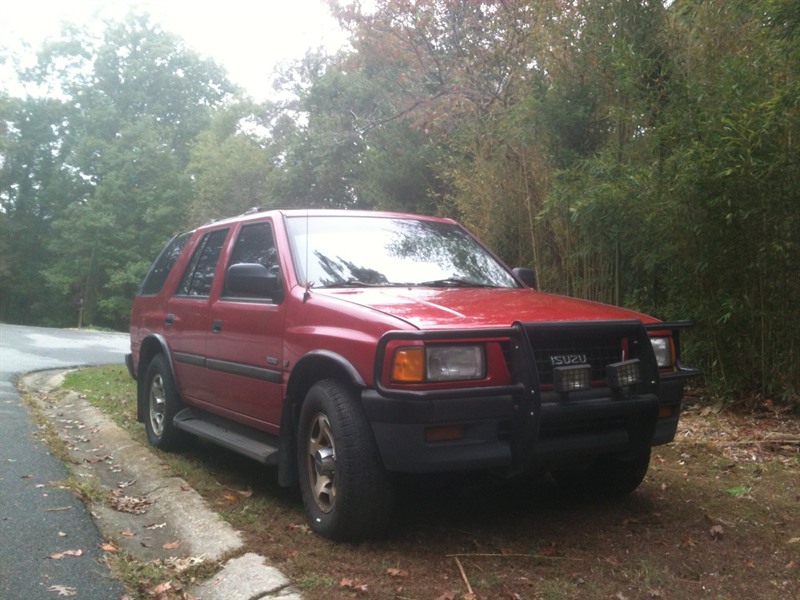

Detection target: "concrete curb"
[188, 553, 302, 599]
[21, 369, 302, 600]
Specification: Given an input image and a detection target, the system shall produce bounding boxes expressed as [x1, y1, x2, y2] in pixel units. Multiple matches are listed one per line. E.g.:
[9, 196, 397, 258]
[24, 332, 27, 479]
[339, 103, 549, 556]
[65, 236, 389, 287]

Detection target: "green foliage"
[186, 102, 277, 224]
[2, 14, 236, 329]
[0, 94, 85, 324]
[2, 2, 797, 404]
[327, 0, 798, 404]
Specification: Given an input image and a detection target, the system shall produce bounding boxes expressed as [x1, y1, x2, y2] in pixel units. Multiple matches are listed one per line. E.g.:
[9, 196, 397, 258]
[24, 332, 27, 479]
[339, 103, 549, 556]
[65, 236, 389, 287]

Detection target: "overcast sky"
[0, 0, 348, 101]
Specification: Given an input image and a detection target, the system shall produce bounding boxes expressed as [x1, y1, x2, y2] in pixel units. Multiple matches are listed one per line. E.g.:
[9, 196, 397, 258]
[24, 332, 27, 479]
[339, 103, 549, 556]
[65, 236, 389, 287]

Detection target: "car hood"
[314, 287, 658, 329]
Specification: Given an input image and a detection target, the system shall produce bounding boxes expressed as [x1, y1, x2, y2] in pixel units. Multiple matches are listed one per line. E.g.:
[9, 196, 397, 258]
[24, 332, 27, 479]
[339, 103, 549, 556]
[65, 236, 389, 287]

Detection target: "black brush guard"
[373, 320, 698, 475]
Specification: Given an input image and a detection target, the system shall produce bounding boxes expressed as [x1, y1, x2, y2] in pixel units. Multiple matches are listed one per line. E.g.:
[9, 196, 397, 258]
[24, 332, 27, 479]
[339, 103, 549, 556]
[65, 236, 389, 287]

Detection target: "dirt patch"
[176, 402, 799, 600]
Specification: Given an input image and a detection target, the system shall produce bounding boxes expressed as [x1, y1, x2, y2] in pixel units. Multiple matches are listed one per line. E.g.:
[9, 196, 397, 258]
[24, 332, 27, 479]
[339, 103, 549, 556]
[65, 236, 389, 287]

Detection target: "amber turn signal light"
[424, 424, 464, 443]
[392, 347, 425, 382]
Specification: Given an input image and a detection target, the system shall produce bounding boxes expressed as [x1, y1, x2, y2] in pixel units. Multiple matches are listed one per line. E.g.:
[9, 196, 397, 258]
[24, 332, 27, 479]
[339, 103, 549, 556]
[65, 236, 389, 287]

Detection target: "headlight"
[650, 336, 673, 368]
[392, 344, 485, 382]
[427, 345, 485, 381]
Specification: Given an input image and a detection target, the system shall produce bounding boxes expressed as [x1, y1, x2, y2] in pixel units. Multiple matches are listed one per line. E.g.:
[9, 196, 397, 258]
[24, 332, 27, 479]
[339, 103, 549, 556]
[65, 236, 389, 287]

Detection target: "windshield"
[285, 215, 518, 289]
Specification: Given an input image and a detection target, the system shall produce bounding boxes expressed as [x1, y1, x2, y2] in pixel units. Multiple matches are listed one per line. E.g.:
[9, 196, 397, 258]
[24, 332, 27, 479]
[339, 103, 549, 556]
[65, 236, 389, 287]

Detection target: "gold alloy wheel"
[148, 373, 167, 437]
[306, 412, 336, 513]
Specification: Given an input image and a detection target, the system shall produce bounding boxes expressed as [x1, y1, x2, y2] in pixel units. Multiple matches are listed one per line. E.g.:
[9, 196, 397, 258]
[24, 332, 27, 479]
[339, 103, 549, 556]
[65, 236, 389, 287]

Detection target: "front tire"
[297, 379, 394, 541]
[143, 355, 190, 451]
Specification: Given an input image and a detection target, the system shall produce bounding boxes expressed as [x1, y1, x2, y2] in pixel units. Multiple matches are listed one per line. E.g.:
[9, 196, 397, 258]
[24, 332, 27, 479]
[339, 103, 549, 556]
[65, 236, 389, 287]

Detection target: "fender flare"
[135, 334, 176, 423]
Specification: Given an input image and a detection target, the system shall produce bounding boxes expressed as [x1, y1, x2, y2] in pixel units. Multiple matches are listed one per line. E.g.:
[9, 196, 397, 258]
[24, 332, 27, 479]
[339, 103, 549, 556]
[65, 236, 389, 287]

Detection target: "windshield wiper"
[318, 280, 383, 288]
[415, 278, 495, 288]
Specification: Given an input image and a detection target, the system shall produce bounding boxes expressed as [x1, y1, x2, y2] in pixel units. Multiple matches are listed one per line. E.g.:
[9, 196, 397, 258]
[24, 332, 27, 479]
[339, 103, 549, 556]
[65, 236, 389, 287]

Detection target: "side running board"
[173, 408, 279, 465]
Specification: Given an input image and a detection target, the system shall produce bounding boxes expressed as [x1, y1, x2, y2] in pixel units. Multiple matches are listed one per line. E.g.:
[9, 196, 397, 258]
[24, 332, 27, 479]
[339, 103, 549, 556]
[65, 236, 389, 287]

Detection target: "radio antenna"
[303, 208, 311, 302]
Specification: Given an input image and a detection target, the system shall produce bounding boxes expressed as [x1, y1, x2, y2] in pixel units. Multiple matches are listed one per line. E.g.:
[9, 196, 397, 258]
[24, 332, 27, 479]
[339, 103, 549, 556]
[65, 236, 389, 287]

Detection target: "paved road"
[0, 324, 130, 600]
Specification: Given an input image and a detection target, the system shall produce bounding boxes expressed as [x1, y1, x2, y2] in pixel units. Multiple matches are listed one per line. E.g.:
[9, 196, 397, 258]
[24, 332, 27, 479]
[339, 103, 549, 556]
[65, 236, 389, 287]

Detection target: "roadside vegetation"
[2, 0, 798, 406]
[62, 365, 799, 600]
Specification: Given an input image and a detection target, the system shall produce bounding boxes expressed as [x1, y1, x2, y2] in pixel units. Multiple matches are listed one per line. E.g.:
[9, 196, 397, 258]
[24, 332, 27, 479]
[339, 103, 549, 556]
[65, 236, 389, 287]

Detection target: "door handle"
[165, 313, 175, 326]
[211, 319, 222, 333]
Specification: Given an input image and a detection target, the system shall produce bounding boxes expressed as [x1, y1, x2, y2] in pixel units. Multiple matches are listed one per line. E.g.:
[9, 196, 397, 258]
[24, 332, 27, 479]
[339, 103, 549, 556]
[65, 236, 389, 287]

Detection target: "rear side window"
[138, 232, 191, 296]
[176, 228, 229, 297]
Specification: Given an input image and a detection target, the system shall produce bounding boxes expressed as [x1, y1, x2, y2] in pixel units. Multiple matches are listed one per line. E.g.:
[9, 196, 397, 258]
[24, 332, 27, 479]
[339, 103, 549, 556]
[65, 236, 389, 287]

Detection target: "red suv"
[127, 209, 698, 540]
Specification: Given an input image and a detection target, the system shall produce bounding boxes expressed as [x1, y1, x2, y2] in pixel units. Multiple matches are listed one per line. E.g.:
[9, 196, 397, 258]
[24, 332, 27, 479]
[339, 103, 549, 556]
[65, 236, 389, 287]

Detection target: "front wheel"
[143, 355, 191, 451]
[297, 379, 394, 541]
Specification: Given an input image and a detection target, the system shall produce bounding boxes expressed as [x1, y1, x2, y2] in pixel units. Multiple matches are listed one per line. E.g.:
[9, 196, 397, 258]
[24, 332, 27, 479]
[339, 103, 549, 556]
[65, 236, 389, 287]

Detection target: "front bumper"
[365, 319, 697, 475]
[362, 388, 667, 474]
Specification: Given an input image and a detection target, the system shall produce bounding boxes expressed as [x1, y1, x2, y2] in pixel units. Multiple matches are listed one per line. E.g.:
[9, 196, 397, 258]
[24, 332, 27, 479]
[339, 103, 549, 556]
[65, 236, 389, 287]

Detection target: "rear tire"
[143, 355, 191, 451]
[297, 379, 394, 541]
[553, 450, 651, 497]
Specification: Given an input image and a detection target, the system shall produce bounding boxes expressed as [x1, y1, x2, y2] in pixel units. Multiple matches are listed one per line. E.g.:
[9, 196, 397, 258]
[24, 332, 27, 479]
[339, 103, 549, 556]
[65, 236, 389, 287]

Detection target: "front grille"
[515, 320, 649, 390]
[533, 342, 623, 386]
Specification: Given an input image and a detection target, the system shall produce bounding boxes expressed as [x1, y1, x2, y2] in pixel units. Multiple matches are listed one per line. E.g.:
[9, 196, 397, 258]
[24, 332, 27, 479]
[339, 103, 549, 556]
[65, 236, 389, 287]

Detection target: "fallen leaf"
[162, 540, 181, 550]
[101, 542, 118, 552]
[709, 525, 724, 539]
[110, 494, 152, 514]
[48, 549, 84, 560]
[47, 585, 77, 597]
[340, 578, 368, 592]
[151, 581, 175, 595]
[164, 555, 206, 573]
[386, 567, 408, 577]
[121, 530, 135, 537]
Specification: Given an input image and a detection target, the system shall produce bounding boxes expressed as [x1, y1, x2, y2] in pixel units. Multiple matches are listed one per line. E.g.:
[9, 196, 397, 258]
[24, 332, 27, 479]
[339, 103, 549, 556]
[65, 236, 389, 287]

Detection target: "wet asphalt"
[0, 324, 130, 599]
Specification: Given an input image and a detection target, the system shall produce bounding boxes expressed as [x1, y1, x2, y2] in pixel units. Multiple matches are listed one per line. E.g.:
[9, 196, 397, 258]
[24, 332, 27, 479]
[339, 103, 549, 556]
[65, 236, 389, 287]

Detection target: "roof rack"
[242, 206, 266, 215]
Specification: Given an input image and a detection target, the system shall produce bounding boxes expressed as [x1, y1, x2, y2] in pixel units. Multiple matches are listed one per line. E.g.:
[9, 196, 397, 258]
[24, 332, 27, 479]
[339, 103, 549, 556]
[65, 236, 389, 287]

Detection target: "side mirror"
[512, 267, 537, 290]
[225, 263, 283, 300]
